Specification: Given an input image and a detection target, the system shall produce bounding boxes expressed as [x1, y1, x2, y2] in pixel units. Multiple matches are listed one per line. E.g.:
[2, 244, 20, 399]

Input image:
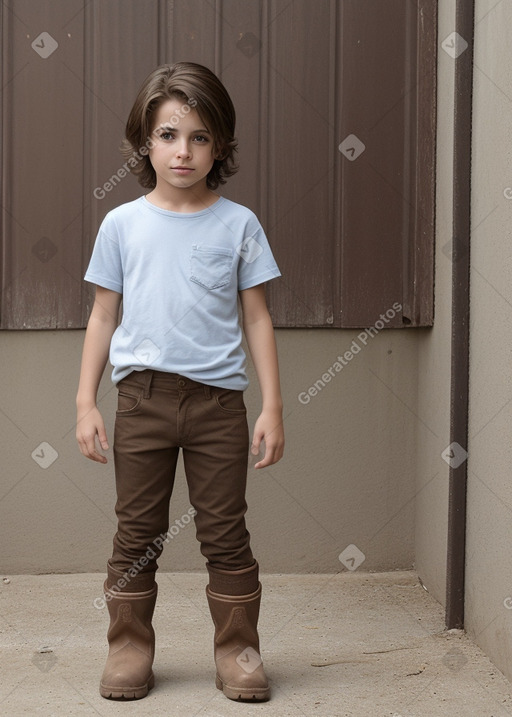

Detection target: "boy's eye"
[156, 132, 208, 143]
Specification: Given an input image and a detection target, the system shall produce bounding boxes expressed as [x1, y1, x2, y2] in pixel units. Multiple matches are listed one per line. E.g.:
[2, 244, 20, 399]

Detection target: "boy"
[76, 62, 284, 702]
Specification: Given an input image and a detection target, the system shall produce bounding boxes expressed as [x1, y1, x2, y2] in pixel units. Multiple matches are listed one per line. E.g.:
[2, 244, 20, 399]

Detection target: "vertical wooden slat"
[337, 0, 435, 328]
[339, 0, 410, 327]
[330, 0, 342, 324]
[259, 0, 270, 227]
[158, 0, 168, 63]
[0, 1, 10, 326]
[408, 0, 437, 327]
[165, 0, 218, 67]
[265, 0, 335, 327]
[214, 0, 266, 212]
[79, 0, 162, 324]
[80, 0, 94, 325]
[400, 1, 416, 325]
[214, 0, 223, 76]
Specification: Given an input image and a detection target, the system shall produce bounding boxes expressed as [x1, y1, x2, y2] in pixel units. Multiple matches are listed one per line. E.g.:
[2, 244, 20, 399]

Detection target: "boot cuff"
[106, 561, 156, 593]
[206, 561, 259, 595]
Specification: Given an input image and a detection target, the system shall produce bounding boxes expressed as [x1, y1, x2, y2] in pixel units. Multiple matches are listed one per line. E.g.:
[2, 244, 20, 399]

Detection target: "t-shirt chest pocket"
[190, 245, 234, 290]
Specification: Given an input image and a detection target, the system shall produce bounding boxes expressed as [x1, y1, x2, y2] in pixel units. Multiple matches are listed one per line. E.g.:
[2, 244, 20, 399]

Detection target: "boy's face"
[149, 97, 216, 194]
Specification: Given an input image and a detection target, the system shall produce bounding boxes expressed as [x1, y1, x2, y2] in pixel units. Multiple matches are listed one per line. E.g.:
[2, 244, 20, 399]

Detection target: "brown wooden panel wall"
[337, 0, 436, 327]
[0, 0, 162, 328]
[2, 0, 87, 328]
[0, 0, 436, 329]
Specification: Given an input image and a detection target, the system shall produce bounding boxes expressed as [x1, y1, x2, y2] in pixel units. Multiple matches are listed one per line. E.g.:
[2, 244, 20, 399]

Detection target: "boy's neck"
[145, 183, 220, 213]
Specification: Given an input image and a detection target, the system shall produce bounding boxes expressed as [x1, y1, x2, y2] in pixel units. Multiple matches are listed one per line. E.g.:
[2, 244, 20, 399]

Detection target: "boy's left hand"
[251, 410, 285, 469]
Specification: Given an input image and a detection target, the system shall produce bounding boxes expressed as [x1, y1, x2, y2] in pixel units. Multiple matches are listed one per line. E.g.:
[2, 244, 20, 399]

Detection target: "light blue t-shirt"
[84, 195, 281, 390]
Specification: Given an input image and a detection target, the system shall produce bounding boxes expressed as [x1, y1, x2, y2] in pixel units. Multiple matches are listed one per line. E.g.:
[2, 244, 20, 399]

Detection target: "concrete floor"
[1, 571, 511, 717]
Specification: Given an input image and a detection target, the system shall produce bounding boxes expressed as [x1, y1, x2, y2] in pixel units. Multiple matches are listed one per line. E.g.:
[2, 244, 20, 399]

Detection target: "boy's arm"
[76, 286, 122, 464]
[240, 284, 284, 469]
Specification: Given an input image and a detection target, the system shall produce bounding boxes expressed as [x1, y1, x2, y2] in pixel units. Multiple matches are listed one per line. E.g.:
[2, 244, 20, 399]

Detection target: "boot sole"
[216, 674, 270, 702]
[100, 671, 155, 700]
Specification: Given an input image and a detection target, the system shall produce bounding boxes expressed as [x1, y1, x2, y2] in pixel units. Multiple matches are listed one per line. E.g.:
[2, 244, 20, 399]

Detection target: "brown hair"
[121, 62, 238, 190]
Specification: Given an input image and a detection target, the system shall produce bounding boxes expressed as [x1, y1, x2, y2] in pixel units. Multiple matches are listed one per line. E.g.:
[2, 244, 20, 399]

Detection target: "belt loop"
[204, 384, 211, 400]
[142, 370, 153, 399]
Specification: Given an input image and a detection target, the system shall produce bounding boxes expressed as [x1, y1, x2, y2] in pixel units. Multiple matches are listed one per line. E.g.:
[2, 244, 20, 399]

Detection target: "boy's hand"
[76, 406, 109, 464]
[251, 409, 285, 469]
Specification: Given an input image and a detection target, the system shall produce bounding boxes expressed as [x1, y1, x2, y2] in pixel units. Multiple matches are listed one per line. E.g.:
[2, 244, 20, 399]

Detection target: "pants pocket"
[116, 379, 143, 415]
[213, 388, 247, 414]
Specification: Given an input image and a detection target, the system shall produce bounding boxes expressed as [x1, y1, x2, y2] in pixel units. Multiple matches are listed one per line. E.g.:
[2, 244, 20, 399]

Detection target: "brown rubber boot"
[206, 563, 270, 701]
[99, 564, 157, 700]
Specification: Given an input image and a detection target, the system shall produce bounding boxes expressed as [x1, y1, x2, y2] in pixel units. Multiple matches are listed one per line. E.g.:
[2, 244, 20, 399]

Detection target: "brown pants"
[110, 370, 254, 577]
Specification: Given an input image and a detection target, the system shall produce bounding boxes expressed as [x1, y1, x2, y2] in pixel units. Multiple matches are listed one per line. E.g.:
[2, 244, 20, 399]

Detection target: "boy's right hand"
[76, 406, 109, 464]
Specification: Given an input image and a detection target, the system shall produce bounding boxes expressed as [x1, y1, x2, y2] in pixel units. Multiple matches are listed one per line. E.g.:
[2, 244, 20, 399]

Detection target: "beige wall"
[465, 0, 512, 682]
[413, 0, 456, 606]
[0, 325, 420, 575]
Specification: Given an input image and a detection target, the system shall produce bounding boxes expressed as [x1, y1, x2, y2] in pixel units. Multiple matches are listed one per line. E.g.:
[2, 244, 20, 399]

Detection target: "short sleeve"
[84, 213, 123, 293]
[236, 216, 281, 291]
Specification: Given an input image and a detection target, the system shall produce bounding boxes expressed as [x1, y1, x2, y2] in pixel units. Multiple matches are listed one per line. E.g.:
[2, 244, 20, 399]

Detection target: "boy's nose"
[176, 142, 192, 158]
